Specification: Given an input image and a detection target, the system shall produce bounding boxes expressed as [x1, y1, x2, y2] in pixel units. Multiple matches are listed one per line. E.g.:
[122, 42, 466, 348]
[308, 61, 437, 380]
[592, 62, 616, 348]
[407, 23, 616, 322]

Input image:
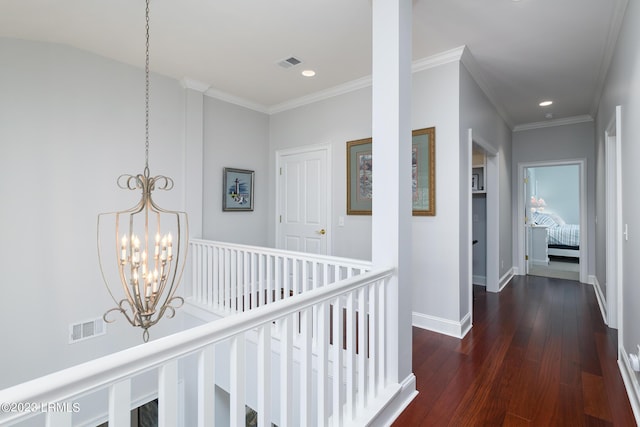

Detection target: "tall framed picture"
[346, 127, 435, 216]
[346, 138, 373, 215]
[223, 167, 254, 211]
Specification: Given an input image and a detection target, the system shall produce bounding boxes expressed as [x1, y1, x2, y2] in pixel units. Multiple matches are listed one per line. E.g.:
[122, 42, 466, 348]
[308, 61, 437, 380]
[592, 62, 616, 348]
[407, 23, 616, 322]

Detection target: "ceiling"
[0, 0, 629, 128]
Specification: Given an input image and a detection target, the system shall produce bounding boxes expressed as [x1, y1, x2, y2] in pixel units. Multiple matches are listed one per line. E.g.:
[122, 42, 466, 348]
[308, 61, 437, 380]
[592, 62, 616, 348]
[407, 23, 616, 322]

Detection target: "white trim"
[499, 267, 515, 291]
[269, 76, 372, 114]
[412, 312, 470, 339]
[413, 46, 464, 72]
[513, 115, 593, 132]
[204, 87, 269, 113]
[590, 275, 608, 325]
[364, 374, 418, 427]
[605, 105, 623, 331]
[180, 78, 210, 93]
[589, 0, 630, 117]
[619, 350, 640, 425]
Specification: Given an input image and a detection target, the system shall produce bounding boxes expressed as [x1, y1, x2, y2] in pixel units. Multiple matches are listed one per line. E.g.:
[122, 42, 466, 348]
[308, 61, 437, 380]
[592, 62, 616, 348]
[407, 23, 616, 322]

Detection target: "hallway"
[394, 276, 635, 426]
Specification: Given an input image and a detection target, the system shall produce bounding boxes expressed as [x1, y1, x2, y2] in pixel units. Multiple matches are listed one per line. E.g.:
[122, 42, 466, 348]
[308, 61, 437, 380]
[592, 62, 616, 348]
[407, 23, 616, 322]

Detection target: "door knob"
[317, 229, 326, 235]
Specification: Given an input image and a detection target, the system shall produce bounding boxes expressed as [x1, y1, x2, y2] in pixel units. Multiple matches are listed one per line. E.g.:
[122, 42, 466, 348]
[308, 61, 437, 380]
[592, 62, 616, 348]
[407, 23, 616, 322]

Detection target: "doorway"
[275, 144, 332, 255]
[517, 160, 587, 283]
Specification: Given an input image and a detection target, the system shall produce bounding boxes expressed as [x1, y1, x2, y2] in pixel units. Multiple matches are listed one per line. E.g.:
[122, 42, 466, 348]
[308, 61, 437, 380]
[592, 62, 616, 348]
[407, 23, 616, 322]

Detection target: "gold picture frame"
[346, 127, 435, 216]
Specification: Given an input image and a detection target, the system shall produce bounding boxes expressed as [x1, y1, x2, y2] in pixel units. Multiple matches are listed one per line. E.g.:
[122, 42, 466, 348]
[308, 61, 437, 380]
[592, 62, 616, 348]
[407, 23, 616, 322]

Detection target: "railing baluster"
[332, 296, 344, 426]
[316, 300, 329, 425]
[230, 333, 245, 427]
[378, 278, 387, 390]
[368, 282, 378, 398]
[45, 406, 72, 427]
[280, 316, 293, 426]
[345, 290, 356, 422]
[159, 360, 178, 427]
[109, 379, 131, 427]
[198, 345, 215, 427]
[215, 246, 222, 309]
[300, 307, 313, 426]
[193, 243, 200, 304]
[257, 323, 271, 427]
[266, 255, 272, 305]
[357, 285, 368, 411]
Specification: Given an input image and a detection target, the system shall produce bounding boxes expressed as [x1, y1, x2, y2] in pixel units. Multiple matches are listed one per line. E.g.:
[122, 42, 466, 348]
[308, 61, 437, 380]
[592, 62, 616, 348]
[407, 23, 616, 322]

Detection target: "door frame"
[468, 130, 500, 293]
[275, 143, 332, 254]
[516, 159, 588, 283]
[605, 105, 622, 330]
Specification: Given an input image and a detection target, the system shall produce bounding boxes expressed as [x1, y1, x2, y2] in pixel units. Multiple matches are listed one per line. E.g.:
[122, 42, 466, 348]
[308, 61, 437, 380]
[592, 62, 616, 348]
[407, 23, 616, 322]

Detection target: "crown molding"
[513, 114, 593, 132]
[268, 75, 372, 114]
[204, 87, 269, 114]
[269, 47, 467, 115]
[180, 78, 210, 93]
[413, 46, 464, 73]
[460, 46, 514, 130]
[589, 0, 629, 118]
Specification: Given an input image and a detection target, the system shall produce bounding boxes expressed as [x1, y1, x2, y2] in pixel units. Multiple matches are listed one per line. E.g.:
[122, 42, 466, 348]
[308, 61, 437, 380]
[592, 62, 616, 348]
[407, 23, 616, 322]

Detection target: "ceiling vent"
[277, 56, 303, 69]
[69, 317, 106, 343]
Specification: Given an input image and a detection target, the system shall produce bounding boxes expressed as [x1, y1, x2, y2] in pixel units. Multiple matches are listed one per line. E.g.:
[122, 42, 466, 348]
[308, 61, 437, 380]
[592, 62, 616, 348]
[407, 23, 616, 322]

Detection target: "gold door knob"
[317, 229, 326, 235]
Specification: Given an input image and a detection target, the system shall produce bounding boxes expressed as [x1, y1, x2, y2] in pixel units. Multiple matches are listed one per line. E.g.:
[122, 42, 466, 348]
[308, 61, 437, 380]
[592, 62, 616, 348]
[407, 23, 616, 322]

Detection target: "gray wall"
[0, 38, 189, 388]
[512, 121, 596, 275]
[595, 0, 640, 364]
[459, 59, 513, 305]
[202, 97, 270, 246]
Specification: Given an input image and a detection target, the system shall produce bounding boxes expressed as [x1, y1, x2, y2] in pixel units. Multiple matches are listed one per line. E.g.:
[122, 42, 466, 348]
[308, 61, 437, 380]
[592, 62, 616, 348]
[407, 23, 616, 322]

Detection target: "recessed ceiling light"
[539, 100, 553, 107]
[302, 70, 316, 77]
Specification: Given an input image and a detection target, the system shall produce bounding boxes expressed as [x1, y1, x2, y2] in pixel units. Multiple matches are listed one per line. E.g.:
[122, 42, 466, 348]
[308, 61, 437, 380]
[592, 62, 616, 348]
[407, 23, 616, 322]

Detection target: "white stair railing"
[0, 266, 395, 427]
[189, 239, 373, 314]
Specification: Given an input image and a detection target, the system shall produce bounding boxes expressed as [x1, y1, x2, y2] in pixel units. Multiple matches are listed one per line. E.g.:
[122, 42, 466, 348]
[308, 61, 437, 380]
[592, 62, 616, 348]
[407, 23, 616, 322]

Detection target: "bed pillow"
[533, 212, 558, 227]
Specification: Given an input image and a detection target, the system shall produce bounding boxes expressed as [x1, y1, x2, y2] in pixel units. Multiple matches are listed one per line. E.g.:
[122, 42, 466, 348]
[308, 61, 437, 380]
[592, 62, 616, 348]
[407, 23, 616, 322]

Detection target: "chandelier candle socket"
[97, 0, 188, 342]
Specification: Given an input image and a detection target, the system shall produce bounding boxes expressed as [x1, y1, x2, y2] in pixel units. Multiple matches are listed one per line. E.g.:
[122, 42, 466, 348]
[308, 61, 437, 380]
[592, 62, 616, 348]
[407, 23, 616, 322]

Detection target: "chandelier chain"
[144, 0, 150, 175]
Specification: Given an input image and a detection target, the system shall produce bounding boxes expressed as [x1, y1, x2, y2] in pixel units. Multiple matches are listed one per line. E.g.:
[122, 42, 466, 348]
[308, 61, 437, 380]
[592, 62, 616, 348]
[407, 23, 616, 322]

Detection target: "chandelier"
[98, 0, 188, 342]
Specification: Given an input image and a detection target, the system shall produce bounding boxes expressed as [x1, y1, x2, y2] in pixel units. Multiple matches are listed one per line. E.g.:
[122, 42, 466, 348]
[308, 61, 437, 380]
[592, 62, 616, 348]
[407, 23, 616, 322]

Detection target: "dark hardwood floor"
[393, 275, 636, 426]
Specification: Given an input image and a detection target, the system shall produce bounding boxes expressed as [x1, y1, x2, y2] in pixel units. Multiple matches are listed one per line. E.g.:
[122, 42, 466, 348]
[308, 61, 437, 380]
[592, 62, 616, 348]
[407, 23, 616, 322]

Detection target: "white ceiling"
[0, 0, 629, 128]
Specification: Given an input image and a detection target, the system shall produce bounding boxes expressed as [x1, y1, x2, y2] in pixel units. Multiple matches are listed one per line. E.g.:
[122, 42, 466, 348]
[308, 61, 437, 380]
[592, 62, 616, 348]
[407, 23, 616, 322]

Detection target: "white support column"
[371, 0, 413, 384]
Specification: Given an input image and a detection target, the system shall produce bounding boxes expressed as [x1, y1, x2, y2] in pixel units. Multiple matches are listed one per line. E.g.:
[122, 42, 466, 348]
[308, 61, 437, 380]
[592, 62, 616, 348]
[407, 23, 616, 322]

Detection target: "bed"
[532, 211, 580, 258]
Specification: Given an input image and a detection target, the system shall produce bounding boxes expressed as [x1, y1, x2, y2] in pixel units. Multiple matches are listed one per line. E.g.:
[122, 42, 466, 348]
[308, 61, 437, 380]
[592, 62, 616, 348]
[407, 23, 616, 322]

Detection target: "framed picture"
[472, 174, 479, 191]
[222, 167, 254, 211]
[346, 138, 373, 215]
[346, 127, 436, 216]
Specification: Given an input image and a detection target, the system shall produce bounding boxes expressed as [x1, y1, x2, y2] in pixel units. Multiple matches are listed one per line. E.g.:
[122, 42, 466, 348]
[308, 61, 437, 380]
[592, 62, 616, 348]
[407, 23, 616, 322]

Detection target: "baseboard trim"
[590, 275, 608, 326]
[365, 374, 417, 426]
[473, 275, 487, 286]
[498, 267, 515, 291]
[412, 312, 467, 338]
[618, 348, 640, 425]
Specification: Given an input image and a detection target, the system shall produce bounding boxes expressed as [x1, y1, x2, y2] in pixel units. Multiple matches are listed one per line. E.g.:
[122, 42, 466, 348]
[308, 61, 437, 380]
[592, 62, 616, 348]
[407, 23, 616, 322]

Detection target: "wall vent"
[69, 317, 106, 343]
[277, 56, 303, 69]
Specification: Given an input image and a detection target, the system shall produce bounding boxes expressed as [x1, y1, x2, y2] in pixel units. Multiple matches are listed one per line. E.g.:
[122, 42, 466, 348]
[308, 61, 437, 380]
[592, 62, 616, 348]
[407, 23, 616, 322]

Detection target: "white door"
[277, 146, 330, 254]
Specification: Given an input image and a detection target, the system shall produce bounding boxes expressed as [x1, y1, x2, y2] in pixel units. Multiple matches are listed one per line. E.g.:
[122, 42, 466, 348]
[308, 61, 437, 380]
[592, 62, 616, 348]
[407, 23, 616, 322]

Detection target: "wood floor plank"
[393, 277, 635, 426]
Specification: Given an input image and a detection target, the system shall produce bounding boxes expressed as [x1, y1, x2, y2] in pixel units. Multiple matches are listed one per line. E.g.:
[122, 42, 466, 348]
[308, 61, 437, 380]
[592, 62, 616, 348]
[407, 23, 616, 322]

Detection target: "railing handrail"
[0, 267, 393, 424]
[190, 239, 373, 270]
